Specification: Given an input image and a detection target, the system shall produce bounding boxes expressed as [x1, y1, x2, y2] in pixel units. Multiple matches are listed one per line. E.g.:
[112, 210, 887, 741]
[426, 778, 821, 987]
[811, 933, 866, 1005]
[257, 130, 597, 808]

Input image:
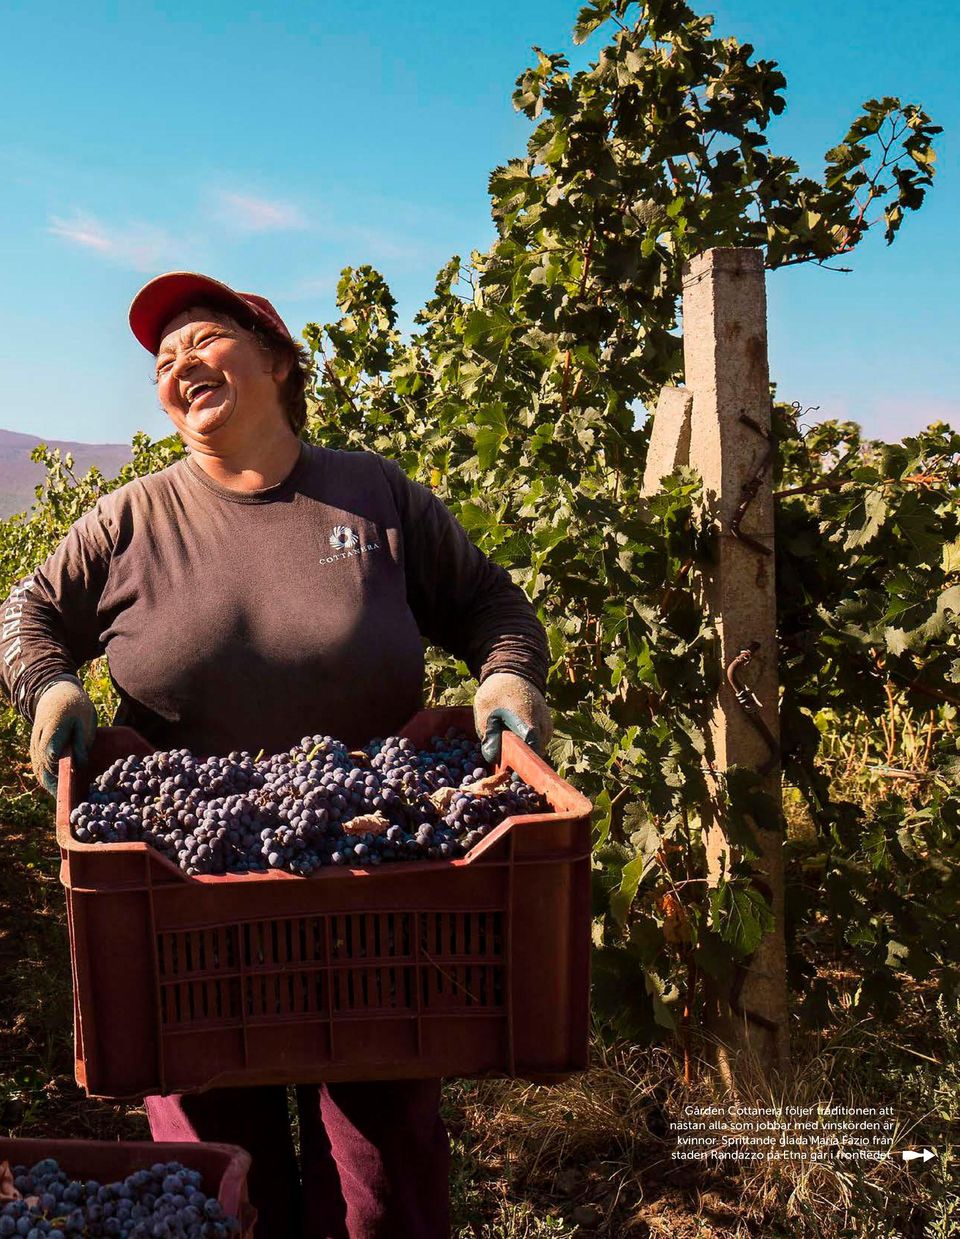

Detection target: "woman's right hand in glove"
[30, 676, 98, 795]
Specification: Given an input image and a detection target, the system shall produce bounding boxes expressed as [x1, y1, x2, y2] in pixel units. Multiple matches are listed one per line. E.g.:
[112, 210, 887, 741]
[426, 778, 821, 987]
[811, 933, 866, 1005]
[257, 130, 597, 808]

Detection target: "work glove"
[29, 675, 98, 796]
[473, 671, 553, 764]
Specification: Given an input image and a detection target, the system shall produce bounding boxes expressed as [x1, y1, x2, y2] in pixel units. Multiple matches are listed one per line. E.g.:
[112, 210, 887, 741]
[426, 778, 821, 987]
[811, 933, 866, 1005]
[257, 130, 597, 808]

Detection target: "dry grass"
[445, 988, 957, 1238]
[814, 696, 946, 813]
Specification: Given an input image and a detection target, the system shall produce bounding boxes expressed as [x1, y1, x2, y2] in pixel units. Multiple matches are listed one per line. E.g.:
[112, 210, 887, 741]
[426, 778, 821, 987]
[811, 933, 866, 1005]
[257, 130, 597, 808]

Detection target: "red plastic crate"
[0, 1138, 255, 1236]
[56, 707, 592, 1099]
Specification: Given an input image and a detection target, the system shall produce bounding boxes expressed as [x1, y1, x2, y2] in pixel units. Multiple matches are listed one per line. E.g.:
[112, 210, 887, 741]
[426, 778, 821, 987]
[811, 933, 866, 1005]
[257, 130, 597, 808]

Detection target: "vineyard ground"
[0, 797, 955, 1239]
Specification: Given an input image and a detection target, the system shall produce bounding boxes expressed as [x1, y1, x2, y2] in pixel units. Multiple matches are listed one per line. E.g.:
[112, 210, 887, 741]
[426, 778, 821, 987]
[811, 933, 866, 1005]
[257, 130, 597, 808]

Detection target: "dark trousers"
[145, 1079, 451, 1238]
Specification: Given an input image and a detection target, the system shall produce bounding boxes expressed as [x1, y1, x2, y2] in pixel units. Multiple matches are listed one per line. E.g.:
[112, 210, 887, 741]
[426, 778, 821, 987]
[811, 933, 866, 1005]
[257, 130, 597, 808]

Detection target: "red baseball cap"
[129, 271, 294, 354]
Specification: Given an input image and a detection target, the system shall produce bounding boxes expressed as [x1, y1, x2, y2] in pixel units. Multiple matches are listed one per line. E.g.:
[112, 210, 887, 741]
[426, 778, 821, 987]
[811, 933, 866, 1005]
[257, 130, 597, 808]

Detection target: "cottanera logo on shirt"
[329, 526, 361, 550]
[320, 525, 380, 566]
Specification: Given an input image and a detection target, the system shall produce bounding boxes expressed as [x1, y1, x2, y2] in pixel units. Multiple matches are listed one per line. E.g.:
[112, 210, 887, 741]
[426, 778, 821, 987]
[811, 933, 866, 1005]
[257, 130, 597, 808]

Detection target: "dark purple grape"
[72, 729, 549, 876]
[0, 1158, 240, 1237]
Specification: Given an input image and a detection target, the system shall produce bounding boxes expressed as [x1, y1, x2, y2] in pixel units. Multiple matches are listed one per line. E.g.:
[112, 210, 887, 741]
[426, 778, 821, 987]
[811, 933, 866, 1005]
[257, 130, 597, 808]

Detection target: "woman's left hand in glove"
[473, 672, 552, 762]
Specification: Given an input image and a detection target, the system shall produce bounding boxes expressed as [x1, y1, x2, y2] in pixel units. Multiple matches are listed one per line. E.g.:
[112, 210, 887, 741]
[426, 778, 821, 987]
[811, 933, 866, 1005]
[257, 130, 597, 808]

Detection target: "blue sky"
[0, 0, 955, 446]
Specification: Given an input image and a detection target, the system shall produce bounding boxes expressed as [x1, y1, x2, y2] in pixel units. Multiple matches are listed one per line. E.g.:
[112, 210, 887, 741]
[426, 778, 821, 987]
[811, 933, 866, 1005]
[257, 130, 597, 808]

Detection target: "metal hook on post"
[729, 412, 775, 557]
[726, 643, 781, 777]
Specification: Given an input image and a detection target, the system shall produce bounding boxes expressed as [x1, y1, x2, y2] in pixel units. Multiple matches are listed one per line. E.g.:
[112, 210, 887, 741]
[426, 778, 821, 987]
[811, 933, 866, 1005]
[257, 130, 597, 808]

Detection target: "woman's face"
[155, 306, 291, 447]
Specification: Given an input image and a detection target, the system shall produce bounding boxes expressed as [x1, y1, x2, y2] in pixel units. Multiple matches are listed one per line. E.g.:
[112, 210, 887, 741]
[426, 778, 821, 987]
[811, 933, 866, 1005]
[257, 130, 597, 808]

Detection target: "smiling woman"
[0, 270, 554, 1238]
[161, 311, 284, 422]
[132, 272, 317, 488]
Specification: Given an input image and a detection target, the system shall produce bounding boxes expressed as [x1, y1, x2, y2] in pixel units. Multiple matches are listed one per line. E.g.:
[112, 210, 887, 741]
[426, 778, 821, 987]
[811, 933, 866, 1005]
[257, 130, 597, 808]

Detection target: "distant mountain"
[0, 428, 132, 519]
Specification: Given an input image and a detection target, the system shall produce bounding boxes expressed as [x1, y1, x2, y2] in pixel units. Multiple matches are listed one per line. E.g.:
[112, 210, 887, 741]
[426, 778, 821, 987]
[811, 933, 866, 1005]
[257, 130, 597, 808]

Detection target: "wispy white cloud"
[805, 393, 960, 441]
[278, 274, 338, 301]
[214, 192, 306, 233]
[344, 225, 425, 263]
[46, 191, 427, 282]
[301, 216, 425, 266]
[868, 395, 960, 440]
[47, 211, 177, 271]
[215, 189, 425, 260]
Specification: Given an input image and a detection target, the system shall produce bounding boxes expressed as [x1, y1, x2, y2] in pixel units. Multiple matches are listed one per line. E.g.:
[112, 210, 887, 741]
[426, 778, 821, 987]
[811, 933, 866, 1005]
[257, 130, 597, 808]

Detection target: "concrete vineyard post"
[681, 247, 789, 1077]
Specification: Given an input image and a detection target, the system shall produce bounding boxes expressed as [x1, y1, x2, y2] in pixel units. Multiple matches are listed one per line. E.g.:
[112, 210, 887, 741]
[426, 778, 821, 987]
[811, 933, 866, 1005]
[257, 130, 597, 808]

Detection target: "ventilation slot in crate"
[157, 908, 505, 1029]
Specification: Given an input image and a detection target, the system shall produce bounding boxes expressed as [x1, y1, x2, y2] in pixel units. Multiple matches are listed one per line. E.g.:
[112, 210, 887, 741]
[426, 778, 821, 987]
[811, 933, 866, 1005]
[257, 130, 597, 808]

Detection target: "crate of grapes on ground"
[0, 1137, 255, 1236]
[56, 706, 592, 1099]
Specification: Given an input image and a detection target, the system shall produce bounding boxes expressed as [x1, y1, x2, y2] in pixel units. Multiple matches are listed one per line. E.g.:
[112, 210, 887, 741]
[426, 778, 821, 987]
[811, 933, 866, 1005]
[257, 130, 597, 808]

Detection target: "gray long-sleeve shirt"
[0, 441, 548, 757]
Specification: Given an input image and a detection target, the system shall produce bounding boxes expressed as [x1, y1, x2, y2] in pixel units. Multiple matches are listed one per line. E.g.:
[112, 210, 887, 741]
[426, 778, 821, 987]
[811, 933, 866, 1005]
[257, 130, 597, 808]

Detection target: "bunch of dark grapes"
[70, 728, 549, 877]
[0, 1157, 239, 1237]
